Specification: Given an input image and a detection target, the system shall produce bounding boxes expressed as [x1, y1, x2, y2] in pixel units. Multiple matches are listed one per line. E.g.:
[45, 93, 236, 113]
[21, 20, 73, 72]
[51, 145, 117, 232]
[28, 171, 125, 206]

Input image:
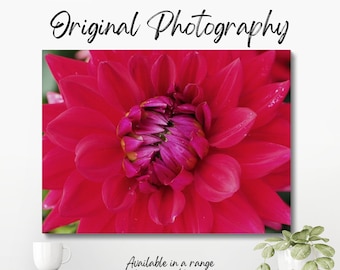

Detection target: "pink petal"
[43, 206, 79, 233]
[148, 187, 185, 225]
[97, 61, 143, 111]
[182, 84, 204, 105]
[43, 190, 62, 209]
[208, 107, 257, 148]
[189, 129, 209, 159]
[195, 101, 212, 131]
[178, 51, 207, 89]
[172, 187, 213, 233]
[240, 80, 290, 128]
[204, 58, 243, 114]
[75, 134, 124, 182]
[43, 147, 75, 189]
[102, 175, 137, 212]
[151, 54, 176, 95]
[46, 107, 116, 151]
[243, 50, 276, 92]
[227, 139, 290, 179]
[250, 104, 290, 147]
[152, 160, 176, 186]
[42, 103, 66, 132]
[46, 92, 64, 104]
[194, 153, 241, 202]
[129, 54, 155, 98]
[242, 179, 291, 225]
[263, 167, 290, 191]
[212, 192, 265, 233]
[115, 193, 164, 233]
[168, 167, 194, 191]
[59, 75, 125, 125]
[59, 171, 105, 217]
[45, 54, 89, 82]
[77, 208, 116, 233]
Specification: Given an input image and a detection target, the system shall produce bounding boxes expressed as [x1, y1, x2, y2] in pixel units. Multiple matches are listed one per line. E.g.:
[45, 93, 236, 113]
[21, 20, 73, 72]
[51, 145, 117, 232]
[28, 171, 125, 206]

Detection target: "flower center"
[117, 95, 209, 192]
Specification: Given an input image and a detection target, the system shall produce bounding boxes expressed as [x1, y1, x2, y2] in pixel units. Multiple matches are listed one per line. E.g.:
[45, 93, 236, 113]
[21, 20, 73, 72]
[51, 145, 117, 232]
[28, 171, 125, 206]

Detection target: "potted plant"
[254, 225, 335, 270]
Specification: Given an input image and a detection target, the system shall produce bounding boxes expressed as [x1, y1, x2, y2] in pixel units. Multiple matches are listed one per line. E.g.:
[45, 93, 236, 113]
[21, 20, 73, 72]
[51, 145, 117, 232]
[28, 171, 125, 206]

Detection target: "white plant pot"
[277, 248, 315, 270]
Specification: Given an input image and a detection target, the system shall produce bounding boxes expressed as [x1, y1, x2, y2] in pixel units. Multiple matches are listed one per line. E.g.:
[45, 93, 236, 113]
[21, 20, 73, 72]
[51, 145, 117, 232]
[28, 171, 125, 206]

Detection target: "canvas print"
[42, 50, 291, 233]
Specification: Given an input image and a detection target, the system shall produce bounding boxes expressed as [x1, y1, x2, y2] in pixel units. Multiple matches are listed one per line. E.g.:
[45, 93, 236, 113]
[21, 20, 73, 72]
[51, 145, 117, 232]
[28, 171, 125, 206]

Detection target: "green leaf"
[314, 244, 335, 257]
[292, 229, 309, 243]
[282, 230, 292, 240]
[315, 257, 335, 269]
[262, 246, 275, 259]
[310, 226, 324, 236]
[274, 240, 291, 251]
[303, 225, 313, 232]
[264, 237, 283, 242]
[291, 244, 311, 260]
[254, 243, 267, 250]
[309, 236, 329, 242]
[256, 263, 271, 270]
[302, 261, 318, 270]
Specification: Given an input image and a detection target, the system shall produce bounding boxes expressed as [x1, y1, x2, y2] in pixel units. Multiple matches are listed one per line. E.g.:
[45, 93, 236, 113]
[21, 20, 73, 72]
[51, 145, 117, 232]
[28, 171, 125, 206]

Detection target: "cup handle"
[62, 246, 72, 264]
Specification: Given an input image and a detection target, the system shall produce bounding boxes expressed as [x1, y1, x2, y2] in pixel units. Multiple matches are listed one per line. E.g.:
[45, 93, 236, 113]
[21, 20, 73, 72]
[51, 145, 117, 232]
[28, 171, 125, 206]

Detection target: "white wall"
[1, 1, 340, 270]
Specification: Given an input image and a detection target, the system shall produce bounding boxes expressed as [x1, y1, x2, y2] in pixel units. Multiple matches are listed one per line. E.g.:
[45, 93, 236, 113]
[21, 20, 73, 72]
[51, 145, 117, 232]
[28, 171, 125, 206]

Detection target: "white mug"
[33, 242, 71, 270]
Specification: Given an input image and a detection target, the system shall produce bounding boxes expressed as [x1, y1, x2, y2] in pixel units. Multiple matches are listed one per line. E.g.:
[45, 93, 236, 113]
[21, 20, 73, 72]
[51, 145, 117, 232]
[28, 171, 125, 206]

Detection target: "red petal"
[209, 107, 257, 148]
[43, 190, 62, 209]
[178, 51, 207, 89]
[43, 147, 75, 189]
[45, 54, 88, 82]
[102, 175, 137, 212]
[46, 107, 116, 151]
[195, 101, 212, 131]
[98, 61, 142, 111]
[114, 193, 164, 233]
[59, 75, 125, 125]
[77, 208, 115, 233]
[172, 187, 213, 233]
[151, 54, 176, 95]
[212, 192, 265, 233]
[43, 206, 78, 233]
[227, 140, 290, 179]
[242, 179, 291, 225]
[42, 103, 66, 132]
[194, 153, 240, 202]
[204, 58, 243, 114]
[263, 166, 290, 191]
[129, 55, 155, 98]
[250, 117, 290, 147]
[168, 167, 194, 191]
[59, 171, 105, 217]
[241, 80, 290, 128]
[243, 50, 276, 91]
[148, 187, 185, 225]
[75, 134, 123, 182]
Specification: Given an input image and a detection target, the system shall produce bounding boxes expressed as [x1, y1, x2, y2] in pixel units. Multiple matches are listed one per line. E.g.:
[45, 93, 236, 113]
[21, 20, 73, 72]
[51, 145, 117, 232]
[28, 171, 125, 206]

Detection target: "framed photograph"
[42, 50, 290, 234]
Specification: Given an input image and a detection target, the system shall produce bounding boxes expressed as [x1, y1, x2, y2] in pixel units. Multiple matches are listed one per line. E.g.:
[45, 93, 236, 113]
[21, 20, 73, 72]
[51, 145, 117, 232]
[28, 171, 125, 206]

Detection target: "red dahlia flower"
[42, 50, 290, 233]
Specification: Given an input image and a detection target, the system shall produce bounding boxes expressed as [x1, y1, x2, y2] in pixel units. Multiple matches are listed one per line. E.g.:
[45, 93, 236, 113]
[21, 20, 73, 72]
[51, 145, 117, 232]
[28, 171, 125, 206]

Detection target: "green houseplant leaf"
[314, 244, 335, 257]
[302, 261, 318, 270]
[310, 226, 324, 236]
[262, 246, 275, 259]
[291, 244, 311, 260]
[274, 240, 291, 251]
[315, 257, 335, 269]
[292, 229, 309, 243]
